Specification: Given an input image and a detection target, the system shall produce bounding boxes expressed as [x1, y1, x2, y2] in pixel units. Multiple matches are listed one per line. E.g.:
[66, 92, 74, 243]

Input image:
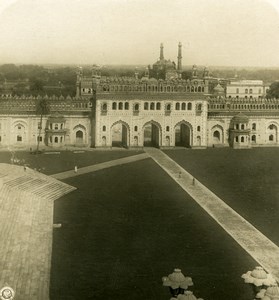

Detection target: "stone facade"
[0, 44, 279, 150]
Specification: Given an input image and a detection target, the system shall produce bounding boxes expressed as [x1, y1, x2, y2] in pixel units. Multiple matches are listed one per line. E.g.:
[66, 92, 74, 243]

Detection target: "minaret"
[177, 42, 182, 78]
[177, 42, 182, 71]
[76, 67, 83, 97]
[160, 43, 164, 61]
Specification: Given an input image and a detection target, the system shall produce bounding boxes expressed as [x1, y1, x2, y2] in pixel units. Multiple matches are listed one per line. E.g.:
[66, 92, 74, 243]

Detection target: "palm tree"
[35, 97, 50, 153]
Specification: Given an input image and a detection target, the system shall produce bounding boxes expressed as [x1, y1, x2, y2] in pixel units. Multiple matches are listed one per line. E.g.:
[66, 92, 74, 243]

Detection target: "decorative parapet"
[0, 95, 91, 114]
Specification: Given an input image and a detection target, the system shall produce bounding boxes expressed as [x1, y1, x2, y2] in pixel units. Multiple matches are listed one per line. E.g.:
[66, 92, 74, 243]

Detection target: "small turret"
[192, 64, 198, 78]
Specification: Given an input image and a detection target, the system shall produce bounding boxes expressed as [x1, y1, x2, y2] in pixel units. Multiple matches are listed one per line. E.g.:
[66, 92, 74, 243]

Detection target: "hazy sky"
[0, 0, 279, 67]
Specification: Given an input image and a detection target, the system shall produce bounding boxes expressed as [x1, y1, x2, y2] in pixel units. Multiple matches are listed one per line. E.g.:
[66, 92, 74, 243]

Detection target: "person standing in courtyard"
[74, 165, 78, 173]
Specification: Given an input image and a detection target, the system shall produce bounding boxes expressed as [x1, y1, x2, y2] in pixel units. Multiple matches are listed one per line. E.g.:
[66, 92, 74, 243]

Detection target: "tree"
[35, 98, 50, 153]
[30, 78, 45, 95]
[267, 81, 279, 99]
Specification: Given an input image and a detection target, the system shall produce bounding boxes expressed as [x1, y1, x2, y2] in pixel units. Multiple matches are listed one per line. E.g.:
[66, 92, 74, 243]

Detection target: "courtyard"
[0, 147, 278, 299]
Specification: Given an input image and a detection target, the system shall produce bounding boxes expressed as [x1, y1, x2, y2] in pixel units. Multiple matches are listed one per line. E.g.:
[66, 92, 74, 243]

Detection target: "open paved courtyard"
[0, 148, 278, 299]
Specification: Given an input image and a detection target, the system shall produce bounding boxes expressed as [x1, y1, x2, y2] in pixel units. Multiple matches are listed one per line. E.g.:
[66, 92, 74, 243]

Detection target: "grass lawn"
[164, 148, 279, 246]
[0, 149, 143, 175]
[50, 158, 256, 300]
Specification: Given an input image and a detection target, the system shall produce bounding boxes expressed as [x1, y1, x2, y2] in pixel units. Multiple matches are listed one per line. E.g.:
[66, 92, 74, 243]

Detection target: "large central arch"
[143, 121, 161, 147]
[111, 121, 130, 148]
[174, 121, 192, 147]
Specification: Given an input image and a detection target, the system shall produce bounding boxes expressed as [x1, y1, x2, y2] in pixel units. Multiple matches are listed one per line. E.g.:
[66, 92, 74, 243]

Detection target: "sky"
[0, 0, 279, 67]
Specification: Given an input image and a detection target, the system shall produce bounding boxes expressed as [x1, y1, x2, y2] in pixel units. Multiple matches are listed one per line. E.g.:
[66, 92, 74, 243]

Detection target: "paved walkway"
[0, 164, 75, 300]
[145, 148, 279, 282]
[51, 153, 149, 180]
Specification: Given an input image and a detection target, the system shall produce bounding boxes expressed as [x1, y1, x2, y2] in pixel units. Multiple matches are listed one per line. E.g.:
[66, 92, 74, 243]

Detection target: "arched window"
[187, 102, 192, 110]
[198, 86, 201, 92]
[54, 137, 58, 143]
[166, 126, 170, 132]
[175, 102, 180, 110]
[245, 89, 248, 94]
[102, 103, 107, 111]
[235, 136, 239, 142]
[134, 126, 138, 131]
[144, 102, 149, 110]
[102, 126, 106, 132]
[156, 102, 161, 110]
[236, 124, 239, 130]
[241, 124, 245, 130]
[197, 126, 201, 132]
[252, 135, 256, 142]
[17, 135, 22, 142]
[166, 104, 171, 111]
[118, 102, 123, 110]
[241, 136, 244, 142]
[134, 103, 139, 111]
[249, 89, 253, 94]
[269, 135, 274, 141]
[197, 104, 202, 111]
[252, 123, 256, 130]
[112, 102, 117, 110]
[150, 102, 155, 110]
[182, 103, 186, 110]
[191, 86, 194, 92]
[124, 102, 129, 110]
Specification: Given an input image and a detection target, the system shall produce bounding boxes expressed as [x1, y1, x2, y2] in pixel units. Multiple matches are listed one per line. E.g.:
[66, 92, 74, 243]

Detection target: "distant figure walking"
[192, 177, 195, 186]
[74, 165, 78, 173]
[179, 171, 182, 178]
[24, 165, 26, 172]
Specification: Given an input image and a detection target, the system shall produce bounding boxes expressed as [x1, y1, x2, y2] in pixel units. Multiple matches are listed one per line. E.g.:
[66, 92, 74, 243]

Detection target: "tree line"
[0, 64, 279, 98]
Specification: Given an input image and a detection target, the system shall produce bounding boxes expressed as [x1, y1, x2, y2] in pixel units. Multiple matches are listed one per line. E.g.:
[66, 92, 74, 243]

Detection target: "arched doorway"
[111, 122, 129, 148]
[143, 122, 161, 147]
[212, 125, 224, 145]
[213, 131, 220, 143]
[134, 136, 138, 146]
[175, 122, 191, 147]
[76, 130, 83, 144]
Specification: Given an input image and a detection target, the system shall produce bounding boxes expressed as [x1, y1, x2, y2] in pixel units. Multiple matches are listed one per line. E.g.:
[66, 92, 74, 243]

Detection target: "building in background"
[0, 43, 278, 150]
[226, 80, 269, 98]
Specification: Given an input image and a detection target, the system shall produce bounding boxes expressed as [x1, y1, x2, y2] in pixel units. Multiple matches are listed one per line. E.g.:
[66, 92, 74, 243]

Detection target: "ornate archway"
[73, 124, 87, 145]
[174, 121, 192, 147]
[211, 125, 224, 145]
[143, 121, 162, 147]
[111, 121, 130, 148]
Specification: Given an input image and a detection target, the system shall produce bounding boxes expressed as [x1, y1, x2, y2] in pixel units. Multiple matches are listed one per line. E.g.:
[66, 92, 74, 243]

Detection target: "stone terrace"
[0, 164, 76, 300]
